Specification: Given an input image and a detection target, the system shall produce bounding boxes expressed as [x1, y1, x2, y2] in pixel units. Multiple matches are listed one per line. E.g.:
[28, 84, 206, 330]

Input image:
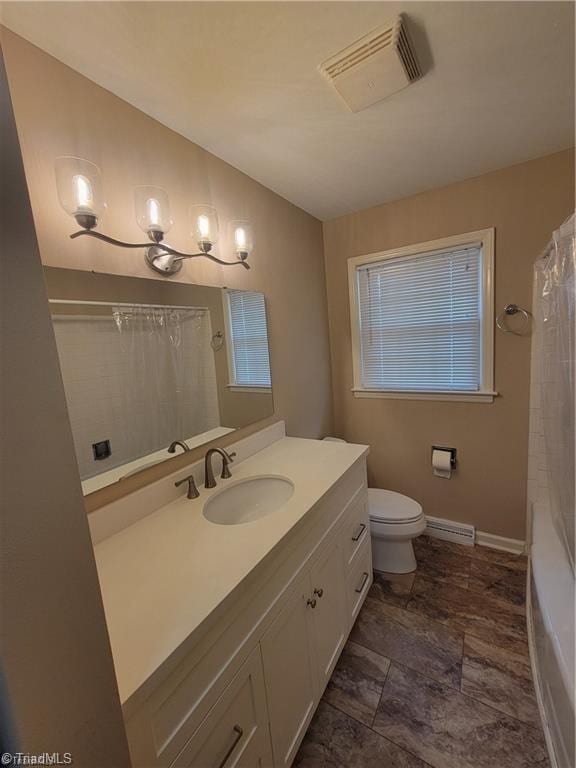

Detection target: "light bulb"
[229, 220, 254, 260]
[191, 205, 219, 253]
[134, 186, 171, 241]
[198, 214, 210, 239]
[147, 198, 161, 228]
[73, 174, 93, 212]
[234, 226, 247, 250]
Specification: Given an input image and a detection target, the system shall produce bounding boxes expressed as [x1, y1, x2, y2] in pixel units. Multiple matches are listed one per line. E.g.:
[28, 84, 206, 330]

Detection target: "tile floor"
[295, 536, 549, 768]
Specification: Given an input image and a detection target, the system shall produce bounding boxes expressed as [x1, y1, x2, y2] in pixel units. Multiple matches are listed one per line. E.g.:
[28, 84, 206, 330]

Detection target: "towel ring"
[211, 331, 224, 351]
[496, 304, 531, 335]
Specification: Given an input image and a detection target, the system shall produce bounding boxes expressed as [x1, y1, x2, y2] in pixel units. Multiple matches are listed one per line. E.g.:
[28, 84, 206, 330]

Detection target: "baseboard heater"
[425, 515, 475, 546]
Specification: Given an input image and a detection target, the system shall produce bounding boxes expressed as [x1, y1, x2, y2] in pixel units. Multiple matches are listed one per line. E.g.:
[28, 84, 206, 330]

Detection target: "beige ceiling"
[1, 1, 574, 220]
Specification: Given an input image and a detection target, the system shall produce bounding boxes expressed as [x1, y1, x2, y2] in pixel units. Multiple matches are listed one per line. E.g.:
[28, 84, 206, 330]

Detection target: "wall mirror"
[45, 267, 273, 495]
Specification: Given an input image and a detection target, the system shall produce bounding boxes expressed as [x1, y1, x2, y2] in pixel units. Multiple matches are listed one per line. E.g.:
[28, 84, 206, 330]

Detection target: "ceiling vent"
[319, 15, 421, 112]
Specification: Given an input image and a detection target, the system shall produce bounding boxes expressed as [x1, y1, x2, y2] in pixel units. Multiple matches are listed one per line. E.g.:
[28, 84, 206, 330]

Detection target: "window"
[348, 229, 495, 402]
[224, 289, 272, 391]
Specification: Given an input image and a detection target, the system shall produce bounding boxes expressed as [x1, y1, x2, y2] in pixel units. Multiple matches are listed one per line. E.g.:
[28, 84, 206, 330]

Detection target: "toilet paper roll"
[432, 449, 453, 479]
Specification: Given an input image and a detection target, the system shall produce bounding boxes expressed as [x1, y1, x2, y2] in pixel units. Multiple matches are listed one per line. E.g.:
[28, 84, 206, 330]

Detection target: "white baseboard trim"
[425, 516, 475, 546]
[476, 530, 526, 554]
[423, 517, 526, 554]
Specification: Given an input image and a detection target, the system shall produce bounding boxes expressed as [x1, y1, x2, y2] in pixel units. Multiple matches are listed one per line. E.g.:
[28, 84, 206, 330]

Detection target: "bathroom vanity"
[90, 425, 371, 768]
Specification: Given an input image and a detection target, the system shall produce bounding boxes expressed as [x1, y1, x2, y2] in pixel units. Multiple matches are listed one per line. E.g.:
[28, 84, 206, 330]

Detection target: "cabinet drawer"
[170, 646, 272, 768]
[342, 494, 369, 571]
[346, 538, 372, 624]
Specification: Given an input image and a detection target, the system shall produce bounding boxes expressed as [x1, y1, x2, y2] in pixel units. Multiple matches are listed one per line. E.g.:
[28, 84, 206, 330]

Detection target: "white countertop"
[93, 436, 368, 707]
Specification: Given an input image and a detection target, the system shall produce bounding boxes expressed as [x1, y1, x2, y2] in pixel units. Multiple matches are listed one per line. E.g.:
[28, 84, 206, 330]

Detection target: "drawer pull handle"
[307, 598, 317, 609]
[352, 523, 366, 542]
[218, 724, 243, 768]
[355, 572, 369, 594]
[313, 587, 324, 598]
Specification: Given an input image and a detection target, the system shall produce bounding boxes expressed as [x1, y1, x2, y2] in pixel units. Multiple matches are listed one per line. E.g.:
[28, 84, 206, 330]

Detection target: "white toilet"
[323, 437, 426, 574]
[368, 488, 426, 573]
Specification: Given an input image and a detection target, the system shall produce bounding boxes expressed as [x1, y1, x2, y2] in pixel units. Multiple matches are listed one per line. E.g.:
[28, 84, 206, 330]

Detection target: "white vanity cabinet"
[260, 538, 349, 767]
[122, 453, 370, 768]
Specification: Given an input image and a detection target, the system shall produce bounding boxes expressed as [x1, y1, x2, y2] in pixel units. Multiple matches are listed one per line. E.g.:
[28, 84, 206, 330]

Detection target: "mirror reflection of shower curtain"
[533, 214, 575, 571]
[113, 306, 220, 464]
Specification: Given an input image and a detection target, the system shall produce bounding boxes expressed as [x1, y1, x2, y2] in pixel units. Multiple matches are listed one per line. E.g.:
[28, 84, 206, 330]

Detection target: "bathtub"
[528, 501, 575, 768]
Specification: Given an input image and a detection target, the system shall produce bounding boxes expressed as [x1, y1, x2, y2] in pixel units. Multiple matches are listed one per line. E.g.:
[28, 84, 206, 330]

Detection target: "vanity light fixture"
[55, 156, 253, 274]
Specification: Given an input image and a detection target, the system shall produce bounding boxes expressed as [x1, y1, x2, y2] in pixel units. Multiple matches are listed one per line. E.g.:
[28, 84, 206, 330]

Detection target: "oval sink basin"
[203, 475, 294, 525]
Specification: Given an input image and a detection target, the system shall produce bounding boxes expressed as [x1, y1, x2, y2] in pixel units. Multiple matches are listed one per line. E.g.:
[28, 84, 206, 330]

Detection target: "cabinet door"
[309, 540, 348, 692]
[260, 573, 317, 768]
[170, 646, 273, 768]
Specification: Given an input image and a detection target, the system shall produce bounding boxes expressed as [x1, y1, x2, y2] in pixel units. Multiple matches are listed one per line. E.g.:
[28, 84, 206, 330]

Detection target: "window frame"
[348, 228, 496, 403]
[222, 289, 272, 394]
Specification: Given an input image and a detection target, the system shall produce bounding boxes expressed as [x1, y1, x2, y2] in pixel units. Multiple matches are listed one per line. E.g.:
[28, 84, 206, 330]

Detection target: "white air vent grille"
[319, 15, 422, 112]
[425, 516, 476, 546]
[398, 24, 420, 82]
[323, 28, 395, 79]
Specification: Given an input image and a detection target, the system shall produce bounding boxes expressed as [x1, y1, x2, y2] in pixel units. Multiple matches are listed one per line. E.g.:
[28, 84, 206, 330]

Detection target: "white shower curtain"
[112, 305, 221, 466]
[533, 213, 575, 571]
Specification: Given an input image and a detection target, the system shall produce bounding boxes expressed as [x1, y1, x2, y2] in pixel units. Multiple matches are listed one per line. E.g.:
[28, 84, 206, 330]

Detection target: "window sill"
[227, 384, 272, 394]
[351, 388, 497, 403]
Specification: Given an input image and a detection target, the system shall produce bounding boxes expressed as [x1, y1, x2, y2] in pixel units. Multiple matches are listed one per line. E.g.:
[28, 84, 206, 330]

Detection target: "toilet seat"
[368, 488, 423, 525]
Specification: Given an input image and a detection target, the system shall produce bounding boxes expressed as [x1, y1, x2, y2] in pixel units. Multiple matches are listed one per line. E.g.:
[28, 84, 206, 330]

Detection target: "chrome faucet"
[204, 447, 236, 489]
[175, 474, 200, 499]
[168, 440, 190, 454]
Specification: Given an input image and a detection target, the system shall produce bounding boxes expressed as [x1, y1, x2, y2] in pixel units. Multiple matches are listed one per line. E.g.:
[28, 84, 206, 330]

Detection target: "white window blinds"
[356, 246, 482, 392]
[227, 290, 271, 387]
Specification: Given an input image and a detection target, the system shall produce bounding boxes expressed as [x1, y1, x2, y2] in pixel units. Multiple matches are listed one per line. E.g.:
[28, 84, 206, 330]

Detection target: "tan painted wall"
[323, 149, 574, 540]
[0, 45, 130, 764]
[1, 29, 332, 504]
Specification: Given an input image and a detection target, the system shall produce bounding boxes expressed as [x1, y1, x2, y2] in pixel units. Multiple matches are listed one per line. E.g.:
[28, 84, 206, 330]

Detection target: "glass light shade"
[191, 204, 219, 252]
[134, 186, 172, 240]
[55, 156, 105, 227]
[229, 220, 254, 260]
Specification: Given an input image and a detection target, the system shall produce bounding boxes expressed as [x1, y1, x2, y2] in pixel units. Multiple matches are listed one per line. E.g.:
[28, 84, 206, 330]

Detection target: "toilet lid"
[368, 489, 423, 524]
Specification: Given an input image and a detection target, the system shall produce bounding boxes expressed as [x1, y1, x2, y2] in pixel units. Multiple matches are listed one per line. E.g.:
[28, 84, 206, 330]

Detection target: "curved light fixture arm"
[70, 229, 152, 249]
[162, 245, 250, 269]
[70, 228, 251, 273]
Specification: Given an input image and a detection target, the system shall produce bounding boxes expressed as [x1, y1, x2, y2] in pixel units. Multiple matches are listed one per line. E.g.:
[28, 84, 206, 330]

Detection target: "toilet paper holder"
[431, 446, 457, 468]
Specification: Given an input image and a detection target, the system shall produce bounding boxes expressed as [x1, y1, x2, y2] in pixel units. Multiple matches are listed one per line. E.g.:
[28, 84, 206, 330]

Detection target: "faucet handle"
[220, 451, 236, 479]
[175, 474, 200, 499]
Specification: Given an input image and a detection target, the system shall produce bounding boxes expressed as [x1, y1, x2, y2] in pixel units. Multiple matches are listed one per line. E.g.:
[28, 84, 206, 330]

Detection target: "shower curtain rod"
[49, 299, 209, 312]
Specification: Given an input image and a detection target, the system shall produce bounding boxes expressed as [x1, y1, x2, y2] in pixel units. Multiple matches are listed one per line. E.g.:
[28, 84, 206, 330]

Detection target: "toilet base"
[372, 538, 417, 574]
